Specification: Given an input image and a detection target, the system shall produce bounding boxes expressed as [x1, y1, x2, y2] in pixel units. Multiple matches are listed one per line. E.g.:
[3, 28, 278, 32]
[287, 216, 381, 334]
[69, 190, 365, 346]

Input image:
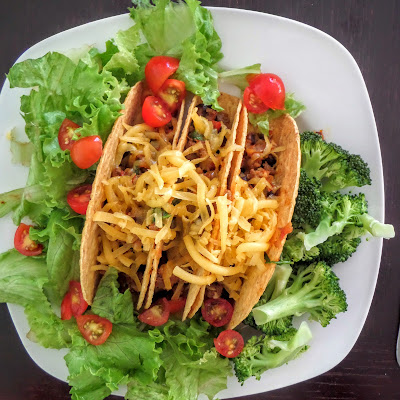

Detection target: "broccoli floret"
[317, 226, 362, 265]
[252, 262, 348, 328]
[292, 170, 322, 229]
[244, 314, 293, 336]
[243, 264, 294, 335]
[303, 191, 367, 250]
[234, 322, 312, 383]
[300, 131, 371, 192]
[282, 231, 320, 263]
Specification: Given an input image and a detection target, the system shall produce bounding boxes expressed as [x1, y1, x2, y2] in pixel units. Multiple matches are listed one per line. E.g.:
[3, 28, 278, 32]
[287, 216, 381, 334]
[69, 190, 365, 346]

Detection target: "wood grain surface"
[0, 1, 399, 399]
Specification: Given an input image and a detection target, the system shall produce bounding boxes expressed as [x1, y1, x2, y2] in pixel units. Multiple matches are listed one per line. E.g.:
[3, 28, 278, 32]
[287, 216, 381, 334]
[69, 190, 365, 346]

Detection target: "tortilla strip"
[178, 93, 243, 319]
[80, 81, 185, 305]
[227, 113, 300, 329]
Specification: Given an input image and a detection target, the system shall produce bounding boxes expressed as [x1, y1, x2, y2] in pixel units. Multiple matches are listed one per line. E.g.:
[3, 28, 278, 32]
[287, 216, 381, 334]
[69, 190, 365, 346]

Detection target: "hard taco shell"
[80, 81, 185, 305]
[227, 112, 301, 329]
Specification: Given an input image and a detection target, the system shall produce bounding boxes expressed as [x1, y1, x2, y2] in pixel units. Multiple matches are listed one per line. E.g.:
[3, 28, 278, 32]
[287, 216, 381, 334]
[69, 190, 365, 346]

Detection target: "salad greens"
[0, 0, 394, 398]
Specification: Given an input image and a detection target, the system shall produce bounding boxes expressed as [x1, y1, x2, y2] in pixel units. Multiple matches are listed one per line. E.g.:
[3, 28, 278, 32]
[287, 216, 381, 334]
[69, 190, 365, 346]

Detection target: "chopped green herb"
[189, 131, 205, 141]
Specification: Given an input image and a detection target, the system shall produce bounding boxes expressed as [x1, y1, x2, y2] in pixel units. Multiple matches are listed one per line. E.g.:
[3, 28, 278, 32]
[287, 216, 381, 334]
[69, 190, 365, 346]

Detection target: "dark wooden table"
[1, 1, 399, 399]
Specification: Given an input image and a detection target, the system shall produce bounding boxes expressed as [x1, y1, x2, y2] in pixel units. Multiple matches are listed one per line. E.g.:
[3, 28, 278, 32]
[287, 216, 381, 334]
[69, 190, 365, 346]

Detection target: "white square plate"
[0, 7, 384, 398]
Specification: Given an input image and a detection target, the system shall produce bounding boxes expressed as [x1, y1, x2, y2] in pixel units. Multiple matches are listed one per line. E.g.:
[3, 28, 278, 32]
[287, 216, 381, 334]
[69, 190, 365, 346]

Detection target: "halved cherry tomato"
[201, 298, 234, 327]
[138, 297, 170, 326]
[61, 292, 73, 320]
[214, 330, 244, 358]
[58, 118, 80, 151]
[169, 298, 186, 314]
[212, 120, 222, 131]
[14, 223, 43, 257]
[142, 96, 172, 128]
[76, 314, 113, 345]
[243, 86, 269, 114]
[70, 136, 103, 169]
[249, 73, 285, 110]
[67, 184, 92, 215]
[157, 79, 186, 112]
[145, 56, 180, 94]
[69, 281, 88, 317]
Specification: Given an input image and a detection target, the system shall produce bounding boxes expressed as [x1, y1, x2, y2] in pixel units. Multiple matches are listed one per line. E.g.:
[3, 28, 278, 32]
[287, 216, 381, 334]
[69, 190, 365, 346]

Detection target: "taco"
[80, 81, 185, 306]
[169, 94, 243, 319]
[226, 110, 301, 329]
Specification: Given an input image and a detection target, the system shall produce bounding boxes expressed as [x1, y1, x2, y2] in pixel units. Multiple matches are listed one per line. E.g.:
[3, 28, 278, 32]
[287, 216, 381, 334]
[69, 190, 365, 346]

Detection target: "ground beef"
[205, 283, 223, 299]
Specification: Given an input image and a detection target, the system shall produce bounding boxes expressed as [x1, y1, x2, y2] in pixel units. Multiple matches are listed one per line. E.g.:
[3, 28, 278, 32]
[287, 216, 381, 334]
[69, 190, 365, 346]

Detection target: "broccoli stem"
[252, 286, 324, 325]
[359, 213, 395, 239]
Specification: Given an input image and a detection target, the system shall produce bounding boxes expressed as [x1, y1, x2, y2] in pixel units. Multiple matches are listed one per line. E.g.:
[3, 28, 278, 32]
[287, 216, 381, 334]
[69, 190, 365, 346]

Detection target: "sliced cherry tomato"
[212, 120, 222, 131]
[70, 135, 103, 169]
[243, 86, 269, 114]
[142, 96, 172, 128]
[61, 292, 73, 321]
[157, 79, 186, 112]
[138, 297, 170, 326]
[214, 330, 244, 358]
[67, 184, 92, 215]
[201, 298, 234, 327]
[145, 56, 180, 94]
[169, 298, 186, 314]
[69, 281, 88, 317]
[76, 314, 113, 345]
[58, 118, 81, 151]
[249, 73, 285, 110]
[14, 223, 43, 257]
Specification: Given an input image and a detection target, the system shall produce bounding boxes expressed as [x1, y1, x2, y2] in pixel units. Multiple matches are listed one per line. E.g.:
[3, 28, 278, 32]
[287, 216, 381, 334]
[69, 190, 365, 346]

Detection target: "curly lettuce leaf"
[30, 209, 83, 304]
[25, 293, 78, 349]
[218, 63, 261, 90]
[130, 0, 196, 55]
[130, 0, 223, 110]
[6, 52, 126, 224]
[65, 324, 162, 399]
[91, 267, 135, 325]
[151, 319, 231, 400]
[249, 93, 306, 135]
[125, 379, 168, 400]
[0, 249, 47, 306]
[0, 188, 25, 218]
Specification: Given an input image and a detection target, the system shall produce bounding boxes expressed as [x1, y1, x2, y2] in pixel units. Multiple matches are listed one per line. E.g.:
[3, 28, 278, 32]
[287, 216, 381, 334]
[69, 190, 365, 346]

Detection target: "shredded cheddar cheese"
[92, 112, 280, 307]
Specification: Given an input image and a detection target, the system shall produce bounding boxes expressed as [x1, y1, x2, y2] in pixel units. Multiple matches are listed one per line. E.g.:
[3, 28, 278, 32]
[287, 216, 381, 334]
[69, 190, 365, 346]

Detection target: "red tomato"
[157, 79, 186, 112]
[138, 298, 170, 326]
[14, 223, 43, 257]
[67, 184, 92, 215]
[214, 330, 244, 358]
[61, 292, 73, 321]
[58, 118, 81, 151]
[70, 136, 103, 169]
[212, 120, 222, 131]
[69, 281, 88, 317]
[243, 86, 269, 114]
[145, 56, 180, 93]
[169, 298, 186, 314]
[76, 314, 113, 345]
[142, 96, 172, 128]
[249, 73, 285, 110]
[201, 298, 234, 327]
